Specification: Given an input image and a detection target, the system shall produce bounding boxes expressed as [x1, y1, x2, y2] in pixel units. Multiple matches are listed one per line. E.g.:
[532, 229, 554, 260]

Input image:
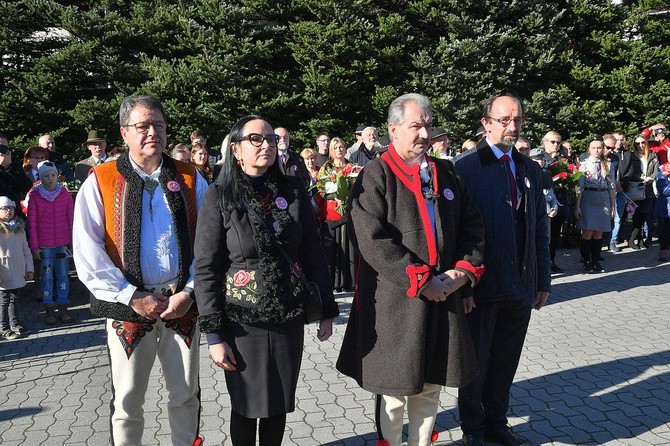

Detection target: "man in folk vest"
[73, 95, 208, 446]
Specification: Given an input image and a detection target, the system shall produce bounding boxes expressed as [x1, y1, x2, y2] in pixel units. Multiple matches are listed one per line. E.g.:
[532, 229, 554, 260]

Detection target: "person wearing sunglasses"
[194, 115, 338, 445]
[619, 134, 659, 249]
[73, 95, 208, 446]
[641, 123, 669, 165]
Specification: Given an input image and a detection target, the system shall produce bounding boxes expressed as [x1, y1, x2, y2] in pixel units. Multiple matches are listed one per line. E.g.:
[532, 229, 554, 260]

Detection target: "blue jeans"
[40, 246, 70, 306]
[0, 289, 20, 330]
[610, 192, 627, 246]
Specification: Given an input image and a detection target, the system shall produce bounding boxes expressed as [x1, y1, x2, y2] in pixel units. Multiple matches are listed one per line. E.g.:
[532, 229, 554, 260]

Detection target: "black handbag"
[243, 202, 323, 324]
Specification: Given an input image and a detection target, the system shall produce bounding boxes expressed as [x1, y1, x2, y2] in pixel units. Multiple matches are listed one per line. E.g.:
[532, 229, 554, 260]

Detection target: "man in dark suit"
[274, 127, 310, 186]
[453, 94, 551, 446]
[74, 130, 108, 183]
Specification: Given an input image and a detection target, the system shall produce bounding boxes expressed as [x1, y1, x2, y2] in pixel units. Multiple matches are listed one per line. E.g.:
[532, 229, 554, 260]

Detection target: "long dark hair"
[216, 115, 283, 212]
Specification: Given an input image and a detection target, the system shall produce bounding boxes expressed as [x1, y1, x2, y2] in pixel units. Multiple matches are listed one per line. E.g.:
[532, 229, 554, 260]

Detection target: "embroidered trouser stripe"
[375, 383, 442, 446]
[106, 319, 201, 446]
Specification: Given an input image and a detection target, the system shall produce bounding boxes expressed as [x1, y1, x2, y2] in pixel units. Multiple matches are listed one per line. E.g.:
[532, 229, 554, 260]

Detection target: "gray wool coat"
[336, 145, 485, 396]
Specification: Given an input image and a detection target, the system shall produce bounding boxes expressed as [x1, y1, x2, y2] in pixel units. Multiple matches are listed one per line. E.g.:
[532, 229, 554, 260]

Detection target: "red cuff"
[405, 264, 431, 298]
[454, 260, 485, 283]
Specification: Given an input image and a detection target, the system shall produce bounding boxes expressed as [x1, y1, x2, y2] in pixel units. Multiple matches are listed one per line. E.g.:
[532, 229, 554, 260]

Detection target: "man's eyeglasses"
[605, 145, 615, 151]
[488, 116, 525, 127]
[0, 206, 15, 211]
[548, 140, 561, 145]
[317, 138, 330, 144]
[125, 121, 166, 134]
[635, 141, 646, 146]
[238, 133, 279, 147]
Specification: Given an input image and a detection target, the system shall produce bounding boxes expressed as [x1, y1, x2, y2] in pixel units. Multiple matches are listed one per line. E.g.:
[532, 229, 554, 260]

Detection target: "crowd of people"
[0, 91, 667, 446]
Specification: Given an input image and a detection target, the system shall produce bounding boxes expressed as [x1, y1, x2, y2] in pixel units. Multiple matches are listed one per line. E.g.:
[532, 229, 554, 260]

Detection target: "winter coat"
[336, 145, 484, 396]
[26, 186, 74, 250]
[0, 219, 33, 290]
[194, 174, 338, 335]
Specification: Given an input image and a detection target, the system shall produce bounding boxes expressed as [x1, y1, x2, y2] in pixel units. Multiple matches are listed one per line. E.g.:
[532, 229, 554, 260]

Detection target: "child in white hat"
[26, 161, 75, 324]
[0, 196, 34, 339]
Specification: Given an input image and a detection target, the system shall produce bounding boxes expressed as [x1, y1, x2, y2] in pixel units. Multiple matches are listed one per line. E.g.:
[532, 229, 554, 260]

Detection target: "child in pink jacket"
[26, 161, 74, 324]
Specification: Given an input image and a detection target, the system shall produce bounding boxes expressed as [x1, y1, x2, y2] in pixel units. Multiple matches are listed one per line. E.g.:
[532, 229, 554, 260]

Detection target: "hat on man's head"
[37, 160, 58, 180]
[0, 144, 9, 155]
[529, 148, 545, 159]
[0, 196, 15, 208]
[354, 125, 367, 135]
[430, 127, 448, 140]
[85, 130, 106, 145]
[475, 126, 486, 138]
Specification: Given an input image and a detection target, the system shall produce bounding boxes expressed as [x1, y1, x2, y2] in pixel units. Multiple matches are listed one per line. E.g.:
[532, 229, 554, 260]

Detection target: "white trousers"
[106, 318, 200, 446]
[376, 383, 442, 446]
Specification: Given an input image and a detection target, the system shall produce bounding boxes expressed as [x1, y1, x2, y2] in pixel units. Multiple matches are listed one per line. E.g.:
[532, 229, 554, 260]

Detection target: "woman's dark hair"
[215, 115, 283, 211]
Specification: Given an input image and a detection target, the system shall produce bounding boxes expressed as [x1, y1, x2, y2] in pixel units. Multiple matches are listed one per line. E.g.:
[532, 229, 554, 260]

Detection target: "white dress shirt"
[73, 157, 207, 305]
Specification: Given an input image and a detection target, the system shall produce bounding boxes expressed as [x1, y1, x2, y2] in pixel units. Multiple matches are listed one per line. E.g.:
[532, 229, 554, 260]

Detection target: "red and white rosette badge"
[275, 196, 288, 210]
[167, 180, 181, 192]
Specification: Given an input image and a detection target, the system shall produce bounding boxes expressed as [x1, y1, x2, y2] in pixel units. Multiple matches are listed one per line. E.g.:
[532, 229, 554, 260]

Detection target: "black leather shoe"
[462, 434, 487, 446]
[550, 262, 564, 273]
[483, 428, 529, 446]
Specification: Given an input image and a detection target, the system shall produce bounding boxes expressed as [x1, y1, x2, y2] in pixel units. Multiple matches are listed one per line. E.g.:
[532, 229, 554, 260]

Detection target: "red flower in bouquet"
[313, 163, 362, 215]
[546, 159, 582, 192]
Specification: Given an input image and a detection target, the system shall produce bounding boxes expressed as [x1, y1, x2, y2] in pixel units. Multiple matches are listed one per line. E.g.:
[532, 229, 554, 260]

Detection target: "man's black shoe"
[483, 428, 529, 446]
[550, 262, 564, 273]
[462, 434, 487, 446]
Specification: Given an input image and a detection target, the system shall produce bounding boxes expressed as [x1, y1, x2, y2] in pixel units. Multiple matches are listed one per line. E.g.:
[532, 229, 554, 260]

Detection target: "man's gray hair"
[387, 93, 433, 126]
[119, 95, 166, 126]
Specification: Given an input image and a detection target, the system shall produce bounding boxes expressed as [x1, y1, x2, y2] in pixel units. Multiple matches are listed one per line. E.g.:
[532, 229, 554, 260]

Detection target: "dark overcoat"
[336, 145, 484, 396]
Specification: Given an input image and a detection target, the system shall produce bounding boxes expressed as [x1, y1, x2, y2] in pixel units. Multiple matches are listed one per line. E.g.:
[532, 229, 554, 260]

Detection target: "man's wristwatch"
[182, 286, 194, 298]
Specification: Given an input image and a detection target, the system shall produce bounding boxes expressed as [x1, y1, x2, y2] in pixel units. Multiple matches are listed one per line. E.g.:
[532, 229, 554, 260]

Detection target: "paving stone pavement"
[2, 243, 670, 445]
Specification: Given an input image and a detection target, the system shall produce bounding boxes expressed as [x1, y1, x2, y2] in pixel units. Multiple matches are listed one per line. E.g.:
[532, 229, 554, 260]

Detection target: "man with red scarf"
[337, 93, 485, 446]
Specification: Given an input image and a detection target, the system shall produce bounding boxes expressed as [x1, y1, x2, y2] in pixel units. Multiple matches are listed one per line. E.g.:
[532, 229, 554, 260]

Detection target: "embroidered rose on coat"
[233, 270, 252, 287]
[226, 270, 259, 303]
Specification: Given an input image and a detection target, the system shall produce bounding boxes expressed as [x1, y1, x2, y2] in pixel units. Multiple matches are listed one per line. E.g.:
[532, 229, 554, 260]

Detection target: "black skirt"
[223, 318, 304, 418]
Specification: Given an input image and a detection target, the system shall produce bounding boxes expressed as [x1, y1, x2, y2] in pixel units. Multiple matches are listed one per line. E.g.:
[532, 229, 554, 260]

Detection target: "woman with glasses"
[620, 135, 658, 249]
[574, 136, 616, 273]
[22, 146, 49, 184]
[193, 115, 338, 445]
